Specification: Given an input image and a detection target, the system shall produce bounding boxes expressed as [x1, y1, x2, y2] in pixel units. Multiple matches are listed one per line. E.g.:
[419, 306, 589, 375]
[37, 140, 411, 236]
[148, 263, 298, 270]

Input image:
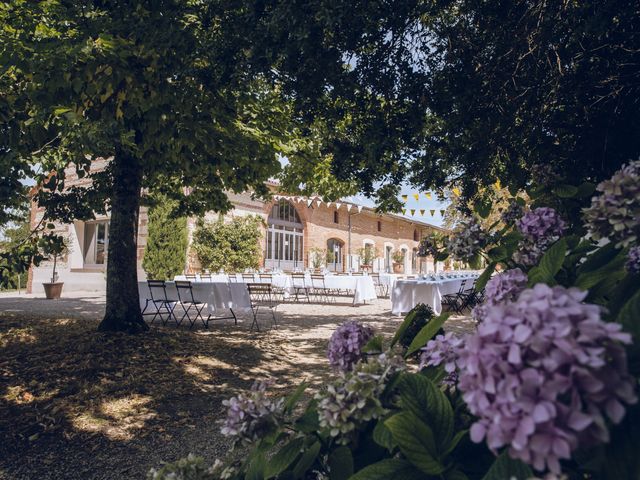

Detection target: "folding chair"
[185, 274, 198, 281]
[141, 280, 178, 326]
[200, 273, 212, 281]
[441, 279, 468, 314]
[228, 274, 239, 283]
[247, 283, 279, 331]
[370, 273, 389, 298]
[351, 272, 364, 276]
[291, 273, 311, 303]
[310, 274, 333, 303]
[242, 273, 255, 283]
[174, 280, 211, 328]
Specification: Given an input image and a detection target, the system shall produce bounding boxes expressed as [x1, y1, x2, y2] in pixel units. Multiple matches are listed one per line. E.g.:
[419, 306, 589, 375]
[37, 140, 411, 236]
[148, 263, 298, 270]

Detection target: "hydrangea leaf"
[291, 440, 321, 479]
[391, 309, 418, 348]
[284, 382, 308, 415]
[617, 288, 640, 343]
[398, 373, 454, 449]
[265, 437, 304, 479]
[384, 412, 444, 475]
[554, 184, 579, 198]
[372, 418, 395, 452]
[348, 459, 425, 480]
[528, 238, 567, 286]
[575, 248, 626, 290]
[481, 451, 533, 480]
[475, 262, 497, 293]
[406, 313, 451, 357]
[328, 446, 354, 480]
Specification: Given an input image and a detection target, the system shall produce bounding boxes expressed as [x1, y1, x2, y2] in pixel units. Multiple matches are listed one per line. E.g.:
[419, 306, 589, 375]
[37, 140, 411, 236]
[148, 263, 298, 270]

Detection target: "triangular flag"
[401, 195, 408, 202]
[335, 202, 342, 209]
[413, 193, 419, 201]
[357, 205, 363, 213]
[425, 192, 432, 199]
[346, 204, 353, 212]
[316, 200, 322, 207]
[440, 209, 446, 216]
[307, 199, 313, 207]
[430, 209, 435, 216]
[410, 209, 416, 215]
[402, 209, 406, 215]
[452, 187, 461, 197]
[419, 209, 425, 216]
[327, 202, 332, 208]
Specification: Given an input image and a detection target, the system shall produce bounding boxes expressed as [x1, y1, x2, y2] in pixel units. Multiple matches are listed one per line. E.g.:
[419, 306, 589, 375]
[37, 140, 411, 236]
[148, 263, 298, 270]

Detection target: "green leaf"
[362, 335, 384, 353]
[292, 440, 321, 479]
[575, 248, 626, 290]
[575, 182, 596, 198]
[554, 184, 579, 198]
[373, 418, 395, 451]
[398, 373, 454, 448]
[481, 451, 533, 480]
[348, 459, 426, 480]
[577, 242, 620, 275]
[528, 238, 567, 286]
[284, 382, 308, 414]
[617, 288, 640, 342]
[385, 412, 444, 475]
[246, 452, 267, 480]
[406, 313, 450, 356]
[391, 309, 418, 348]
[294, 401, 320, 433]
[445, 469, 470, 480]
[265, 437, 304, 478]
[442, 429, 468, 457]
[475, 262, 496, 292]
[328, 446, 354, 480]
[487, 246, 507, 262]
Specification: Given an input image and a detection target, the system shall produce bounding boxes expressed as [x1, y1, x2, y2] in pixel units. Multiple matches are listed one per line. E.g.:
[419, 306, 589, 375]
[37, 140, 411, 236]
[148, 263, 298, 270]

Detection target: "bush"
[393, 303, 441, 350]
[142, 197, 188, 280]
[192, 215, 263, 272]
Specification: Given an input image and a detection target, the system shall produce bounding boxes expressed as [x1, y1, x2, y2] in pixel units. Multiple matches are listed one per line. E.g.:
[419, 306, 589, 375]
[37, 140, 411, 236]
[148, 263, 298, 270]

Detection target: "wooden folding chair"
[247, 283, 279, 331]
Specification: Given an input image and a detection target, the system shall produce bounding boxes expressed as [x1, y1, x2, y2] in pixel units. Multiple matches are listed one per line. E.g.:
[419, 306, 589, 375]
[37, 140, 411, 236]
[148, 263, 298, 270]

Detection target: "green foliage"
[309, 247, 326, 269]
[142, 197, 188, 281]
[391, 303, 439, 350]
[192, 216, 263, 273]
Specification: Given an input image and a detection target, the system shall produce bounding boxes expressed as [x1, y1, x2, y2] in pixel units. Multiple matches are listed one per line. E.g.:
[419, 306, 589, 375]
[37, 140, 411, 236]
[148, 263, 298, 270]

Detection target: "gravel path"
[0, 291, 473, 480]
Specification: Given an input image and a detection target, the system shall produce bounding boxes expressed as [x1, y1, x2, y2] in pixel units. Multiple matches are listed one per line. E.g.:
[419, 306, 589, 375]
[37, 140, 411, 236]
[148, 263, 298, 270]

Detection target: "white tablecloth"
[138, 281, 252, 315]
[391, 276, 477, 315]
[319, 275, 377, 304]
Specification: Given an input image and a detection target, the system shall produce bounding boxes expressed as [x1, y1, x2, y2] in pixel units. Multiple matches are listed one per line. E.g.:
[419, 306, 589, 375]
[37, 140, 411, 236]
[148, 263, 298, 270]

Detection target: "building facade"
[27, 164, 446, 294]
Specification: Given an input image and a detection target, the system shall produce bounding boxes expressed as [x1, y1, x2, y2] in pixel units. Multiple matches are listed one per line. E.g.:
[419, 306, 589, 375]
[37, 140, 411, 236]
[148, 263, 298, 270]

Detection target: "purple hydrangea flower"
[220, 381, 284, 446]
[484, 268, 528, 305]
[583, 160, 640, 248]
[419, 332, 463, 373]
[626, 245, 640, 274]
[457, 284, 637, 474]
[417, 236, 439, 257]
[316, 353, 406, 443]
[446, 218, 489, 261]
[327, 321, 375, 372]
[513, 208, 566, 266]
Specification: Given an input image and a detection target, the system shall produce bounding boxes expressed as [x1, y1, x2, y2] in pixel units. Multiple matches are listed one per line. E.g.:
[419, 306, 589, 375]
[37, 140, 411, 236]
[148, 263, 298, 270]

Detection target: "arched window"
[265, 200, 303, 270]
[413, 229, 419, 242]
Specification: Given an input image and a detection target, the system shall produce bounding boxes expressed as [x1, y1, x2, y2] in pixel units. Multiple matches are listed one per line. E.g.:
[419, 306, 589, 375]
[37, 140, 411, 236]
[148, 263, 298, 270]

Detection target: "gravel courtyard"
[0, 291, 473, 480]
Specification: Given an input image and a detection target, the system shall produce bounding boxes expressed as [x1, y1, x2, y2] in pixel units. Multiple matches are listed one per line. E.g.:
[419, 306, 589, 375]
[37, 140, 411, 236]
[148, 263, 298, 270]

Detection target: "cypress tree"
[142, 198, 188, 281]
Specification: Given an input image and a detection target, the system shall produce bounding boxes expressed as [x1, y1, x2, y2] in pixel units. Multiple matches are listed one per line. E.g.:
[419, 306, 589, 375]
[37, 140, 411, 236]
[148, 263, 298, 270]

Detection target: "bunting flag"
[430, 209, 435, 216]
[413, 193, 420, 201]
[402, 209, 406, 215]
[401, 194, 408, 202]
[440, 209, 446, 216]
[418, 209, 424, 216]
[425, 192, 432, 200]
[357, 205, 363, 213]
[335, 202, 342, 209]
[327, 202, 332, 208]
[452, 187, 461, 197]
[410, 209, 416, 216]
[306, 199, 313, 207]
[316, 200, 322, 207]
[346, 204, 353, 212]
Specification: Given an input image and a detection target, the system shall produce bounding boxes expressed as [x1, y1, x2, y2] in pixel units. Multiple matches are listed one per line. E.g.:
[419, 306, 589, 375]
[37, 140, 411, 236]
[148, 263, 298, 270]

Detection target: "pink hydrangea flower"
[327, 321, 375, 371]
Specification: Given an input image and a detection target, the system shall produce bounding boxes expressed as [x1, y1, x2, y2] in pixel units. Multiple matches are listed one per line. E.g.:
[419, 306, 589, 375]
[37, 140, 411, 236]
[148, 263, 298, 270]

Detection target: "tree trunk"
[98, 154, 149, 333]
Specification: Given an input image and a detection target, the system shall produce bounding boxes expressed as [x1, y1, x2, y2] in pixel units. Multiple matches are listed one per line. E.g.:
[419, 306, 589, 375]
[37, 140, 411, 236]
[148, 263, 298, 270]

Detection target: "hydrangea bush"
[152, 161, 640, 480]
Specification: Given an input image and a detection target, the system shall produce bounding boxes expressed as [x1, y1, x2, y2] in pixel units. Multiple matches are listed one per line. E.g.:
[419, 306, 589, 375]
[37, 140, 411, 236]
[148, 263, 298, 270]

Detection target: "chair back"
[247, 282, 272, 303]
[185, 274, 197, 281]
[310, 274, 325, 289]
[228, 274, 239, 283]
[370, 273, 381, 285]
[147, 280, 169, 302]
[351, 272, 364, 276]
[291, 272, 306, 287]
[175, 280, 197, 303]
[242, 273, 255, 282]
[200, 273, 212, 281]
[457, 279, 467, 294]
[259, 274, 272, 283]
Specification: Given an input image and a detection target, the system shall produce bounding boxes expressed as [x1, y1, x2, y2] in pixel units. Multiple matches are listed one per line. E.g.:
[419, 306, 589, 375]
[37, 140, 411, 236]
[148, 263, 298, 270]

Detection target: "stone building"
[27, 162, 446, 294]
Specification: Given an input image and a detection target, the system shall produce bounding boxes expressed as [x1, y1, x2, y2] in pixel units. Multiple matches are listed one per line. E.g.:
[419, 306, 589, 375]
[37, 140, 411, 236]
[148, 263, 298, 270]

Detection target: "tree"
[192, 216, 263, 273]
[142, 197, 188, 281]
[1, 1, 292, 332]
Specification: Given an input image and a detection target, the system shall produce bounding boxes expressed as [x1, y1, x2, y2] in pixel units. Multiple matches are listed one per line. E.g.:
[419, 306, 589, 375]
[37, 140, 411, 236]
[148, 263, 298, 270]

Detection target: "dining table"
[390, 275, 478, 315]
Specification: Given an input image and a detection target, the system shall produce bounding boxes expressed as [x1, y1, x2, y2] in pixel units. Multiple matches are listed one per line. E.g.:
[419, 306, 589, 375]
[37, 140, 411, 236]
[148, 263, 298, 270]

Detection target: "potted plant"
[309, 247, 326, 272]
[392, 249, 405, 273]
[41, 234, 69, 300]
[357, 245, 377, 272]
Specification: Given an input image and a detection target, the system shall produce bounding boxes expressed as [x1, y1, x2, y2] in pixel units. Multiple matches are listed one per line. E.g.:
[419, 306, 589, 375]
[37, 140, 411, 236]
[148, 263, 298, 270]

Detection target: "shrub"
[142, 197, 188, 280]
[192, 215, 263, 273]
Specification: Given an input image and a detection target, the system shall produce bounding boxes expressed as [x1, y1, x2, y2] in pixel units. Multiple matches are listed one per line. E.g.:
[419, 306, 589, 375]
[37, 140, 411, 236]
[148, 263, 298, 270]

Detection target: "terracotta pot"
[392, 263, 403, 274]
[43, 282, 64, 299]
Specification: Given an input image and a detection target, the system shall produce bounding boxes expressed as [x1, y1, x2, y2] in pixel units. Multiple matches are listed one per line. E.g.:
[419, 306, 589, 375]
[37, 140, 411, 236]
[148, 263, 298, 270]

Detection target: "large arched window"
[327, 238, 344, 271]
[265, 200, 304, 270]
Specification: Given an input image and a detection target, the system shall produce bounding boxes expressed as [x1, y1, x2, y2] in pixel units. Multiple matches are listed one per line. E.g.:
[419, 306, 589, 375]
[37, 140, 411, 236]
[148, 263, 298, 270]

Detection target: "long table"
[391, 276, 478, 315]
